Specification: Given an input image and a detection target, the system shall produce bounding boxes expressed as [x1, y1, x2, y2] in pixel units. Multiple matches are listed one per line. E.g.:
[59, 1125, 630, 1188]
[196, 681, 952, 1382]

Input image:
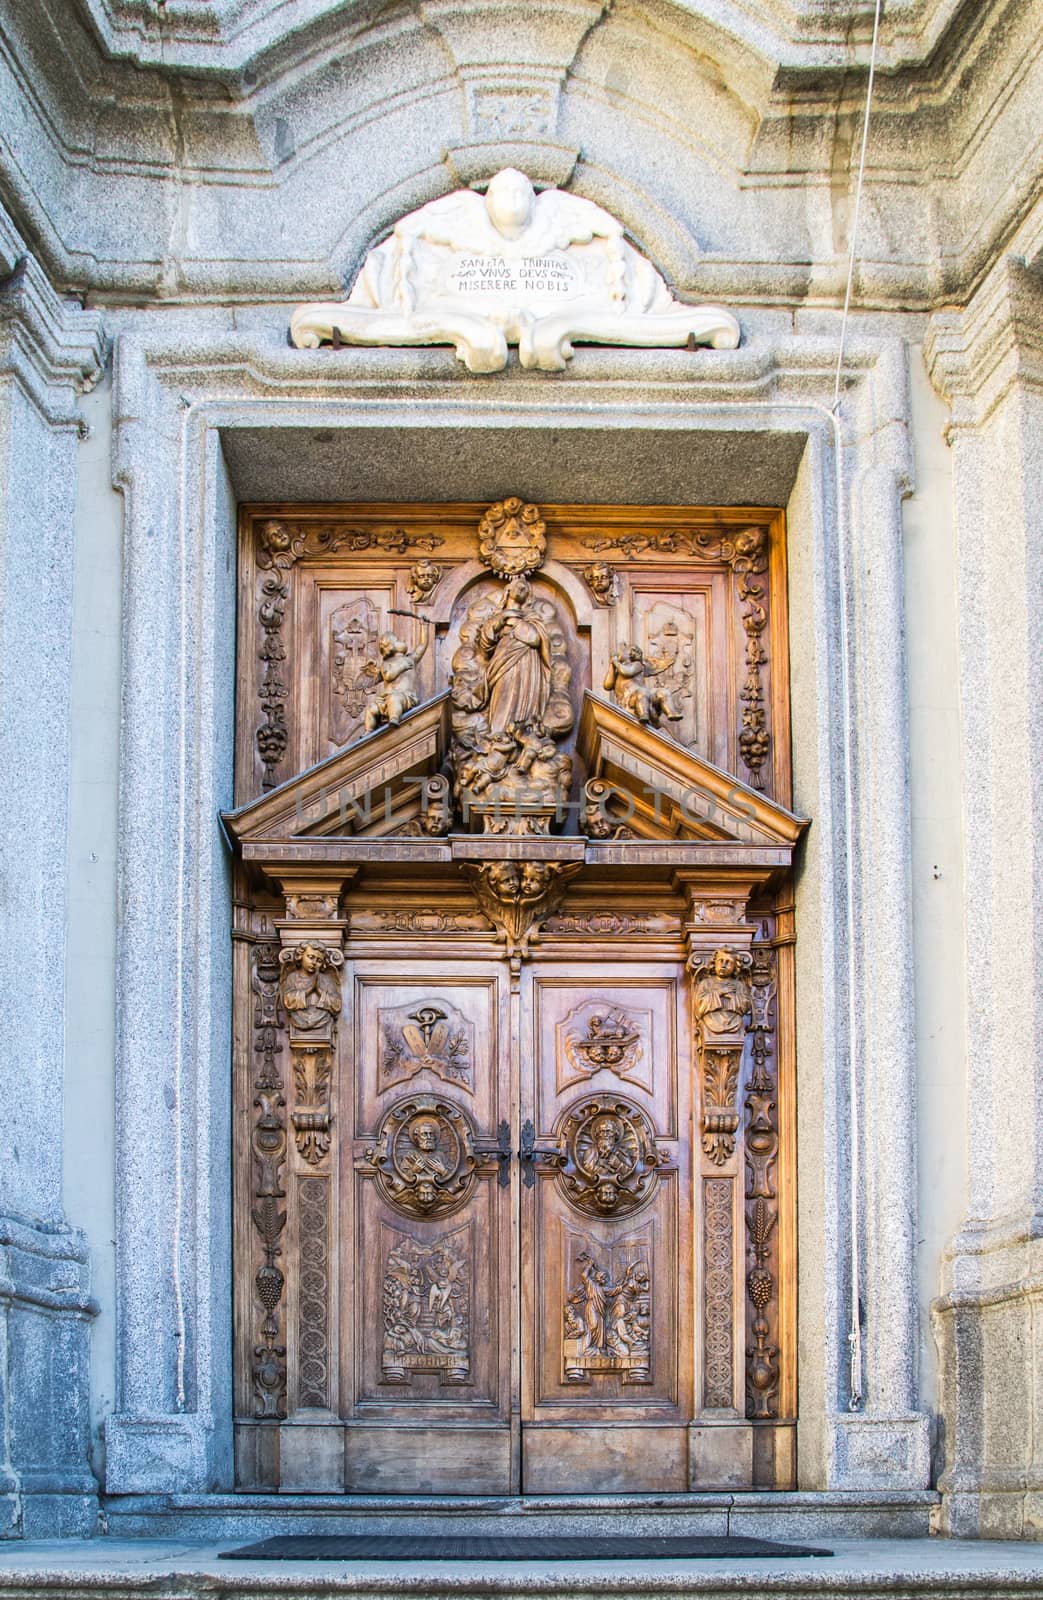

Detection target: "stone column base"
[104, 1416, 215, 1495]
[934, 1266, 1043, 1539]
[828, 1412, 932, 1490]
[0, 1214, 99, 1539]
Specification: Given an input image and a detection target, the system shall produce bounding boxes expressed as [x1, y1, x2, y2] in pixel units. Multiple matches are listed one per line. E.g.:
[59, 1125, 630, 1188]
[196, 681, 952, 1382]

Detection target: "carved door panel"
[519, 964, 693, 1492]
[344, 961, 515, 1492]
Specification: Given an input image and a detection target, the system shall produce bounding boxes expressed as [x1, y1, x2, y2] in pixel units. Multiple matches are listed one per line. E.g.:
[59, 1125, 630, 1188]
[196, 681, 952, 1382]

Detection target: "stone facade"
[0, 0, 1039, 1542]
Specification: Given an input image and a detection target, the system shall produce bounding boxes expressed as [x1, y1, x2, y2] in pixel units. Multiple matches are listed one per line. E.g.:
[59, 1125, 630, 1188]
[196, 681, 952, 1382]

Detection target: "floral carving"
[704, 1177, 734, 1408]
[250, 941, 287, 1418]
[297, 1175, 330, 1407]
[365, 1095, 478, 1218]
[745, 941, 781, 1419]
[330, 597, 380, 745]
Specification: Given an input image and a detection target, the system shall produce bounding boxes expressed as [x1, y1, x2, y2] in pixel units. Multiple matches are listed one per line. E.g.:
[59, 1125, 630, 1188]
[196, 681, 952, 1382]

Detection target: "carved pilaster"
[274, 871, 355, 1416]
[676, 876, 758, 1418]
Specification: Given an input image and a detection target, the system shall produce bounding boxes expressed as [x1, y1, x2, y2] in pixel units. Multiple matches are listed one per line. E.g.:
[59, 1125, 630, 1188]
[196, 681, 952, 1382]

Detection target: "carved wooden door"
[229, 499, 802, 1496]
[520, 963, 692, 1492]
[344, 959, 515, 1492]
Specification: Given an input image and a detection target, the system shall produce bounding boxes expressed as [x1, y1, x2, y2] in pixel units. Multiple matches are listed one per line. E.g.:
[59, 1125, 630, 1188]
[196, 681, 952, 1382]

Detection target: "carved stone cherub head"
[484, 168, 536, 239]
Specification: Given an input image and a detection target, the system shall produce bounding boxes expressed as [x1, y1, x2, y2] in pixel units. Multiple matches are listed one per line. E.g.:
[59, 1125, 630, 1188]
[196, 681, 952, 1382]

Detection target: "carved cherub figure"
[582, 560, 620, 606]
[363, 624, 430, 732]
[603, 644, 683, 728]
[279, 943, 343, 1032]
[407, 558, 443, 605]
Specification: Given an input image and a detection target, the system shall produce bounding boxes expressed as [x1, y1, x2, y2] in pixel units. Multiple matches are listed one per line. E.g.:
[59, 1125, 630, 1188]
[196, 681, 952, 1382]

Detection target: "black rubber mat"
[219, 1534, 833, 1561]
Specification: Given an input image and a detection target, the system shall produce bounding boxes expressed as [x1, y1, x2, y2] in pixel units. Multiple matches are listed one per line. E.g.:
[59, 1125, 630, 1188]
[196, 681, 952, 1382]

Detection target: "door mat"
[219, 1535, 833, 1561]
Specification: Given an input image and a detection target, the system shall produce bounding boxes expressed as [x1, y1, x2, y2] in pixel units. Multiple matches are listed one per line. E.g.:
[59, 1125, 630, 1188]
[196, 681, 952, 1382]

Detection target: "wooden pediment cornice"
[577, 691, 808, 850]
[223, 691, 451, 845]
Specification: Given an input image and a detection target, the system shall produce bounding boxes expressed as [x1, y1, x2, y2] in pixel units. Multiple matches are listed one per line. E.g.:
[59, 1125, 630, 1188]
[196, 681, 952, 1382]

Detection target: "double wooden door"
[343, 957, 692, 1494]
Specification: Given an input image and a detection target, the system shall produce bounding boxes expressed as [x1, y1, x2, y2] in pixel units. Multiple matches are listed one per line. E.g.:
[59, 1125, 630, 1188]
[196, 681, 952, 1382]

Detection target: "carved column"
[677, 874, 758, 1490]
[926, 259, 1043, 1536]
[0, 235, 105, 1535]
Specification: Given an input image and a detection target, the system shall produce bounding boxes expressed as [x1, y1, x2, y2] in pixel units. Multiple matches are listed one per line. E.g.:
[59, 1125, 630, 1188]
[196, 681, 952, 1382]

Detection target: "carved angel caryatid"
[690, 947, 753, 1041]
[290, 167, 740, 373]
[689, 947, 753, 1165]
[603, 644, 683, 728]
[279, 942, 344, 1164]
[550, 1095, 668, 1218]
[279, 942, 344, 1038]
[365, 1095, 478, 1218]
[450, 575, 574, 816]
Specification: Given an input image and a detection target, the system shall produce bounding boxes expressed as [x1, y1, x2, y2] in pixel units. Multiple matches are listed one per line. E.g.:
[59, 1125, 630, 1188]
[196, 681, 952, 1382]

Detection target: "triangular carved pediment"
[578, 692, 807, 848]
[224, 692, 451, 844]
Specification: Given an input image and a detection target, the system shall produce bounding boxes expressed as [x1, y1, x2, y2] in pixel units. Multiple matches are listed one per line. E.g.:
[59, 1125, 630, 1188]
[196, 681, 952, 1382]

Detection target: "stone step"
[4, 1537, 1043, 1600]
[100, 1490, 938, 1543]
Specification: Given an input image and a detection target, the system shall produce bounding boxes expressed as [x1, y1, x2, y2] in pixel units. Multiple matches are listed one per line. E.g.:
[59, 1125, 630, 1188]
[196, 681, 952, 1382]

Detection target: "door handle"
[496, 1120, 512, 1188]
[519, 1119, 558, 1188]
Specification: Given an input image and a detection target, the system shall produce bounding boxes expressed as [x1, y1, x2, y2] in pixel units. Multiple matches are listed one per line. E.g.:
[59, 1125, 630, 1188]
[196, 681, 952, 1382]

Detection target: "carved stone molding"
[365, 1094, 479, 1218]
[549, 1094, 668, 1219]
[690, 947, 753, 1166]
[289, 171, 740, 373]
[461, 859, 581, 965]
